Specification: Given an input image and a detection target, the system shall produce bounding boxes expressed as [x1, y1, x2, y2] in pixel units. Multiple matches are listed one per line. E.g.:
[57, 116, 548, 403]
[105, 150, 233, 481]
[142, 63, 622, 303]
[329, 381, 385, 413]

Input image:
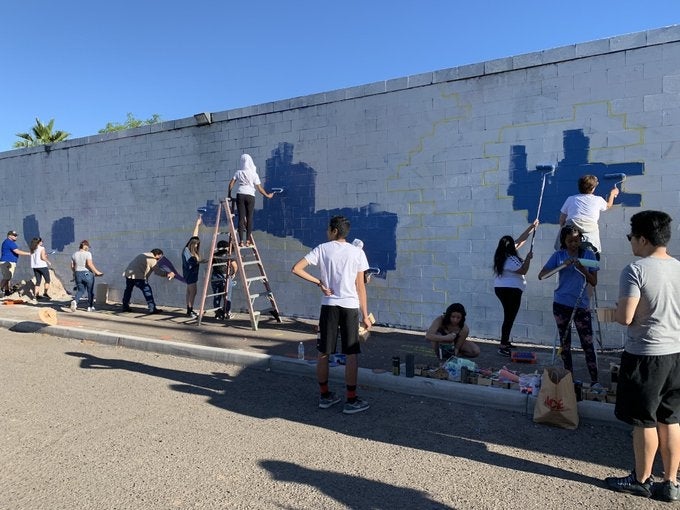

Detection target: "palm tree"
[13, 118, 70, 148]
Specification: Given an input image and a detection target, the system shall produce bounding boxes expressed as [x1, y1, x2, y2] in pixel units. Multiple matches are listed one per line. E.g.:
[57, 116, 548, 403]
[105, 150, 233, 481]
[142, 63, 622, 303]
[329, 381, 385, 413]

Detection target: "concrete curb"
[2, 317, 623, 428]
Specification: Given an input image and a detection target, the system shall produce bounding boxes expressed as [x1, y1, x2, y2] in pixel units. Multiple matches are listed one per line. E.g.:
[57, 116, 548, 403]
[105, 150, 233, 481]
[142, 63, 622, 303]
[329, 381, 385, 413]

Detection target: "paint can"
[392, 356, 400, 376]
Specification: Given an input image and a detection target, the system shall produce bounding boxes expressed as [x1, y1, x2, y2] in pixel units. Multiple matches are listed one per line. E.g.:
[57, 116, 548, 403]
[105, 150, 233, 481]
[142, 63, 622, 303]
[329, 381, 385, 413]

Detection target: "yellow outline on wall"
[481, 99, 646, 200]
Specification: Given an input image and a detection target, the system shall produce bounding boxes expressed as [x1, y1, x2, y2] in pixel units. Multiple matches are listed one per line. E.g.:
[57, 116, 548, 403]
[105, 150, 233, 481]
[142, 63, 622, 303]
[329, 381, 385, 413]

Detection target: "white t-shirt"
[304, 240, 369, 308]
[30, 246, 48, 269]
[493, 256, 526, 290]
[560, 194, 607, 223]
[232, 154, 261, 196]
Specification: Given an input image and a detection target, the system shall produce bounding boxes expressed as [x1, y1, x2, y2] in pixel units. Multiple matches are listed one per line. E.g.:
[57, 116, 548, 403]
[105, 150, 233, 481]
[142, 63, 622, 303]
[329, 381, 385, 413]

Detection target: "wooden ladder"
[196, 198, 281, 330]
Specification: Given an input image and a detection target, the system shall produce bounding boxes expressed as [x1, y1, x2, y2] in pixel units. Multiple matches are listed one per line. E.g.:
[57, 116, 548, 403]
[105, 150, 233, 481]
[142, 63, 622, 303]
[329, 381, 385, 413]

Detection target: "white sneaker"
[87, 306, 95, 312]
[70, 300, 77, 312]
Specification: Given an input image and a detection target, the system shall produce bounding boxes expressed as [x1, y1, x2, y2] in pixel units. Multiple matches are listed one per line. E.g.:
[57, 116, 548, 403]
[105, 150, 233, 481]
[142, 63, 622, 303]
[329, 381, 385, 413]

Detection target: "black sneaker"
[605, 470, 652, 497]
[652, 480, 680, 502]
[148, 308, 163, 315]
[121, 306, 132, 312]
[498, 346, 511, 357]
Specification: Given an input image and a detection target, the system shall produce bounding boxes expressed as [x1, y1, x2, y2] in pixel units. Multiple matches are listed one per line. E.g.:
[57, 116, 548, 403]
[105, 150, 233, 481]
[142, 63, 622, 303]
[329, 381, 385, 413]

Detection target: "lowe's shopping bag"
[533, 367, 579, 430]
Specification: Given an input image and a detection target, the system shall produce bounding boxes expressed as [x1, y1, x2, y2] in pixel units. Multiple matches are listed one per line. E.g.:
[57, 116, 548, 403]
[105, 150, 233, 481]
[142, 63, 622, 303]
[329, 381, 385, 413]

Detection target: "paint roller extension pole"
[530, 164, 556, 251]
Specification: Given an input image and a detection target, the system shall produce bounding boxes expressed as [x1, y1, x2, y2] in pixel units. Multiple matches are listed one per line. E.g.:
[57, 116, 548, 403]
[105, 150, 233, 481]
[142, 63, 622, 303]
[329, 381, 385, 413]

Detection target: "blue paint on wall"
[507, 129, 643, 222]
[51, 217, 75, 252]
[255, 143, 397, 276]
[197, 143, 398, 276]
[22, 215, 40, 246]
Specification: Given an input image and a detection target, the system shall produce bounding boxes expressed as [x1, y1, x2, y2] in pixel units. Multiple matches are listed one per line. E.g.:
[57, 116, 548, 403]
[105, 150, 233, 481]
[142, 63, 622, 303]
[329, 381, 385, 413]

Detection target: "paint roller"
[604, 172, 627, 191]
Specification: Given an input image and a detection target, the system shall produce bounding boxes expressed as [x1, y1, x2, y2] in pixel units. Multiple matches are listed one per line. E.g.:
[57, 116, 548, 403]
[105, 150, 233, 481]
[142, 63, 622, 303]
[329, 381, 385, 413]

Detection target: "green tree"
[13, 118, 70, 148]
[98, 112, 162, 133]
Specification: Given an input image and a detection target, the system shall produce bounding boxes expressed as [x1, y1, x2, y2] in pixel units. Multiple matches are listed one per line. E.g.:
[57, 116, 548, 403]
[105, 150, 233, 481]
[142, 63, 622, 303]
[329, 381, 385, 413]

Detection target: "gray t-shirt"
[619, 256, 680, 356]
[72, 250, 92, 272]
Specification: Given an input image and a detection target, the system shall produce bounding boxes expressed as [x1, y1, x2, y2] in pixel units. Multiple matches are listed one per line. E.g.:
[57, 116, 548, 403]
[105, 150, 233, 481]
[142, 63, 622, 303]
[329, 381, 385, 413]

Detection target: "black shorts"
[615, 351, 680, 427]
[317, 305, 361, 356]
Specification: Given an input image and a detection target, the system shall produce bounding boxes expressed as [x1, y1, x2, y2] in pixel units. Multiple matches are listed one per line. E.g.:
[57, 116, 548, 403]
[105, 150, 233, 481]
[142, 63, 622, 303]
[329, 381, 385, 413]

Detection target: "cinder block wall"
[2, 25, 679, 347]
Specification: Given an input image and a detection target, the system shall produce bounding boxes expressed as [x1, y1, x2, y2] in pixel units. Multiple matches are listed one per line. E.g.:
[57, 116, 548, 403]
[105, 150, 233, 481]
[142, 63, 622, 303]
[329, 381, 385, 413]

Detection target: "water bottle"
[297, 341, 305, 360]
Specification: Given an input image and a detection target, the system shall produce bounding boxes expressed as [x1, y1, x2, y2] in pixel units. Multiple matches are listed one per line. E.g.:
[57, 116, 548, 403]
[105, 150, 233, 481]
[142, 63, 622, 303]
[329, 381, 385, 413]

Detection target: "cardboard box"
[414, 364, 429, 377]
[464, 373, 478, 385]
[491, 379, 510, 389]
[422, 367, 448, 380]
[584, 390, 606, 402]
[477, 376, 492, 386]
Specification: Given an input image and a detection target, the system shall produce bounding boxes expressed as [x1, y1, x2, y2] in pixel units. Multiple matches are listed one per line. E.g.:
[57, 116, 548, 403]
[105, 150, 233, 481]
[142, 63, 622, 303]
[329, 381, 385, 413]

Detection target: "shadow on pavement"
[65, 350, 633, 495]
[260, 460, 453, 509]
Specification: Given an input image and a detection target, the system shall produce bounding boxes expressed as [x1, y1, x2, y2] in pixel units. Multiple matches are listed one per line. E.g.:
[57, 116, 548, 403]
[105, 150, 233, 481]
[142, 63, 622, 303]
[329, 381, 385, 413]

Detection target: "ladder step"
[241, 260, 261, 267]
[246, 276, 266, 284]
[249, 291, 275, 301]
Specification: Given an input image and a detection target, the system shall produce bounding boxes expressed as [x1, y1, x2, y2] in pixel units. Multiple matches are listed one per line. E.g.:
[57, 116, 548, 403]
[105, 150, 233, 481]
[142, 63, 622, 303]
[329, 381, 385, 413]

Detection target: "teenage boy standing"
[292, 216, 372, 414]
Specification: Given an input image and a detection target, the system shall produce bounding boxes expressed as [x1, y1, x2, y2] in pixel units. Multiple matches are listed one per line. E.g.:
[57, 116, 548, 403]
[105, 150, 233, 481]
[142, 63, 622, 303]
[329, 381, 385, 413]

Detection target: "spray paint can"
[392, 356, 400, 376]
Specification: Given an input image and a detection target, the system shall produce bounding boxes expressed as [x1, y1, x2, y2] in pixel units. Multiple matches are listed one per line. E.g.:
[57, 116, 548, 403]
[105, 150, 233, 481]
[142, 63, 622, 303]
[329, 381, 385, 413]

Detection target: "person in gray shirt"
[605, 210, 680, 502]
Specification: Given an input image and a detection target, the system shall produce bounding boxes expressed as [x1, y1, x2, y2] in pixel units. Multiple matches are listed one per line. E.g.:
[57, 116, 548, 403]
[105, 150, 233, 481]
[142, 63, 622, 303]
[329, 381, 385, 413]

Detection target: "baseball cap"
[7, 230, 17, 236]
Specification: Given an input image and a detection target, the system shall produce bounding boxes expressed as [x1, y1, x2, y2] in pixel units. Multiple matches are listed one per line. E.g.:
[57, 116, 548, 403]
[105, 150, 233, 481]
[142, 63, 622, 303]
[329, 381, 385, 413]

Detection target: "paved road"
[1, 330, 665, 509]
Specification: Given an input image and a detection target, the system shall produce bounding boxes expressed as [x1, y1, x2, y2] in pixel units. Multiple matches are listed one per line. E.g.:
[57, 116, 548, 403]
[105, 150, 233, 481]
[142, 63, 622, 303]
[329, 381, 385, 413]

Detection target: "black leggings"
[236, 193, 255, 244]
[494, 287, 523, 345]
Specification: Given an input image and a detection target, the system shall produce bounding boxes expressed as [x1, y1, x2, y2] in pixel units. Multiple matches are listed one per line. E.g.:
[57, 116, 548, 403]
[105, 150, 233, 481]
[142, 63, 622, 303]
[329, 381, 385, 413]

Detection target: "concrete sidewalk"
[0, 296, 623, 427]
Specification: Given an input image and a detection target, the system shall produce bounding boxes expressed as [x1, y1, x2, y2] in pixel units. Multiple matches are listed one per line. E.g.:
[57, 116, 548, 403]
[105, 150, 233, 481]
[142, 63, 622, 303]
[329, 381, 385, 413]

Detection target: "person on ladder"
[555, 174, 619, 259]
[228, 154, 274, 247]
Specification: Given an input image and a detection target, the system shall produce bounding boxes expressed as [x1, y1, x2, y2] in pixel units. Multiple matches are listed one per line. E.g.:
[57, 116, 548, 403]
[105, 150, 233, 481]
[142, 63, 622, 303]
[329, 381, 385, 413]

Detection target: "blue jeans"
[74, 271, 95, 307]
[122, 279, 156, 311]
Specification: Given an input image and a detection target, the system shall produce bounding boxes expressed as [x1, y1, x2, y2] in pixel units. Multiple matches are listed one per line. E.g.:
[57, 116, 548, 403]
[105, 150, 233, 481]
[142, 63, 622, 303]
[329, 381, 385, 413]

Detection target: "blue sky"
[1, 1, 678, 151]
